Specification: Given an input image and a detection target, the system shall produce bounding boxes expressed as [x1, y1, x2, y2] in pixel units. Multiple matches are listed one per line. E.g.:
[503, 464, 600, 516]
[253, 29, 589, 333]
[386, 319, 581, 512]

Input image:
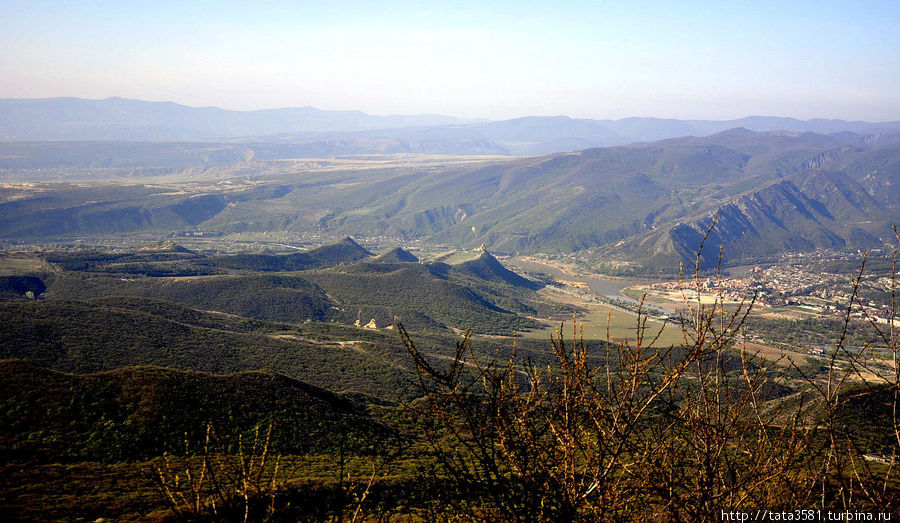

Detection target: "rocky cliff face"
[609, 168, 890, 272]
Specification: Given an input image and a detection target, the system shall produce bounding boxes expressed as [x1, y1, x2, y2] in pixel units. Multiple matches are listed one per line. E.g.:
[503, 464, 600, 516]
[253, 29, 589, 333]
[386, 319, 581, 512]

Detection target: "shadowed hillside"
[454, 251, 541, 290]
[44, 273, 336, 323]
[376, 247, 419, 263]
[0, 359, 390, 461]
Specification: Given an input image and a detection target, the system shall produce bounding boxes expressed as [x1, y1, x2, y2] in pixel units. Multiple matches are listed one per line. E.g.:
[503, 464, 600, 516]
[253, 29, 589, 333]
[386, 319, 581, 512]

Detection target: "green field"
[0, 254, 53, 275]
[523, 288, 687, 347]
[432, 249, 484, 264]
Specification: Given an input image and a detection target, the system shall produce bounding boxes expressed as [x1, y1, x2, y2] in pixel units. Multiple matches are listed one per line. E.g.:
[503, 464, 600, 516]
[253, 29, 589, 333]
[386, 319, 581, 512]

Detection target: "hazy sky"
[2, 0, 898, 121]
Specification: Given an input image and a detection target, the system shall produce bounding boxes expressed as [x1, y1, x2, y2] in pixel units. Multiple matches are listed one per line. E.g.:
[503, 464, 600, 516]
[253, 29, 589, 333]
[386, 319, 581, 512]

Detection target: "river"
[510, 258, 674, 313]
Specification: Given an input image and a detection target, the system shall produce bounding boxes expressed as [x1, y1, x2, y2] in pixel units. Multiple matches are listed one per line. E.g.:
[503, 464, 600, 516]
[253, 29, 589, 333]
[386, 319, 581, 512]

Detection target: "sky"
[1, 0, 898, 121]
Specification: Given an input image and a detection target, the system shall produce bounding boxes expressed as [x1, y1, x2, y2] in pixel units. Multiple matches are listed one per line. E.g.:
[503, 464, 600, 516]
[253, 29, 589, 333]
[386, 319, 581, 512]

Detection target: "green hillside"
[198, 237, 373, 272]
[0, 298, 417, 400]
[454, 251, 541, 289]
[0, 360, 390, 462]
[305, 259, 541, 334]
[375, 246, 419, 263]
[42, 237, 371, 277]
[38, 237, 545, 334]
[44, 273, 336, 323]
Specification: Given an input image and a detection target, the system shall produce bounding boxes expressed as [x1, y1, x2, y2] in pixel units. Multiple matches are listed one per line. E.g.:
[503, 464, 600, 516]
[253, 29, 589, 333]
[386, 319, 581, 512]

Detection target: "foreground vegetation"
[1, 232, 899, 521]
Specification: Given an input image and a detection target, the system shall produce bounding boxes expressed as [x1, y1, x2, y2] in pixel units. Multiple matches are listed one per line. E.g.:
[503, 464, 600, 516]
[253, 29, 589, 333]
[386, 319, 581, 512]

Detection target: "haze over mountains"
[3, 97, 900, 158]
[0, 97, 476, 141]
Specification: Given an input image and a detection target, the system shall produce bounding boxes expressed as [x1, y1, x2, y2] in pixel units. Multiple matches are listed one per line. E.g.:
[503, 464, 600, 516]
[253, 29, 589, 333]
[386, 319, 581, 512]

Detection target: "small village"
[648, 260, 897, 326]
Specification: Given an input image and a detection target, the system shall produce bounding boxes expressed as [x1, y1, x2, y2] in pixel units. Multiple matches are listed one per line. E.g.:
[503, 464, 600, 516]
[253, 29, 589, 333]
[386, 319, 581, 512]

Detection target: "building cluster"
[649, 277, 750, 303]
[650, 262, 896, 325]
[746, 265, 849, 305]
[746, 265, 895, 323]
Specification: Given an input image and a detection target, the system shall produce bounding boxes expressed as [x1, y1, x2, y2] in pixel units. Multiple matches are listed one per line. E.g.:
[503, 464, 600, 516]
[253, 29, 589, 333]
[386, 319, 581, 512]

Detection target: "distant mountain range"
[2, 97, 899, 158]
[0, 97, 476, 142]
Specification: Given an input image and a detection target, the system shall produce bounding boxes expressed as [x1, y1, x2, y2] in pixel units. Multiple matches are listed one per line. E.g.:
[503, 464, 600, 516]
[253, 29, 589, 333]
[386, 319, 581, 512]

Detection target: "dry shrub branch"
[401, 220, 900, 521]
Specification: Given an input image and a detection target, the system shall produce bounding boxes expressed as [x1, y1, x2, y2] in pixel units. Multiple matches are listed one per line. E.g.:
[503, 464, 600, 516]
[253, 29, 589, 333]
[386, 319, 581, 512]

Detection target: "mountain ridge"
[0, 96, 476, 142]
[3, 97, 899, 158]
